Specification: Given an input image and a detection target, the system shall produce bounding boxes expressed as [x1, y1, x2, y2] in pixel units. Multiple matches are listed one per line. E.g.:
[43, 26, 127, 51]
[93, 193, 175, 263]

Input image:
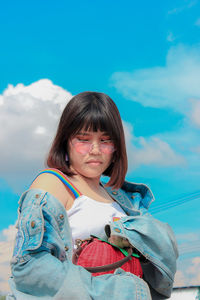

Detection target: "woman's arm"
[105, 215, 178, 299]
[10, 188, 73, 297]
[104, 181, 179, 299]
[30, 172, 70, 208]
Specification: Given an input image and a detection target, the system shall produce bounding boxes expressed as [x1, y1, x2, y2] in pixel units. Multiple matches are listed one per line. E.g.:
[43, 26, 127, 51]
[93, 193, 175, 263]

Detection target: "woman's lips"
[86, 160, 102, 166]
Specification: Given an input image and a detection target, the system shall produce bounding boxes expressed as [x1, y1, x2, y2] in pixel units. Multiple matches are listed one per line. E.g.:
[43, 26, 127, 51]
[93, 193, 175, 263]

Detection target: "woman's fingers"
[108, 235, 131, 248]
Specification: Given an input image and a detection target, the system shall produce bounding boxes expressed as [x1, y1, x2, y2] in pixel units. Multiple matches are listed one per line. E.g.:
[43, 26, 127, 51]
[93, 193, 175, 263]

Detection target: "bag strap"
[72, 237, 134, 273]
[31, 168, 82, 199]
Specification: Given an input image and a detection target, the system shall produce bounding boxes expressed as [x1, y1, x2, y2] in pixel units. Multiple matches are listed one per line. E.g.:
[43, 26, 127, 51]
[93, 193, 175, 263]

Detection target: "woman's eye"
[101, 139, 112, 143]
[101, 136, 111, 140]
[77, 138, 89, 142]
[77, 138, 88, 142]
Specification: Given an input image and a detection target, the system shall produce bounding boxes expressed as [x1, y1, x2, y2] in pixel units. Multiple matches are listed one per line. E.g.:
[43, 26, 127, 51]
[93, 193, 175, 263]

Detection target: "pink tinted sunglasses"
[71, 138, 115, 154]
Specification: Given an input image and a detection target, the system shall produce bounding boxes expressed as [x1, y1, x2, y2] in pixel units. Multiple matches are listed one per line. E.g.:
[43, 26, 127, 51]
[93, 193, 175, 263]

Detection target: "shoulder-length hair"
[47, 91, 127, 189]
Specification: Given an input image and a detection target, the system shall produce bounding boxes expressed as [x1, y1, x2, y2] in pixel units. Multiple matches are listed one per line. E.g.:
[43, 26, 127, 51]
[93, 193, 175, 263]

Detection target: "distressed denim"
[7, 180, 178, 300]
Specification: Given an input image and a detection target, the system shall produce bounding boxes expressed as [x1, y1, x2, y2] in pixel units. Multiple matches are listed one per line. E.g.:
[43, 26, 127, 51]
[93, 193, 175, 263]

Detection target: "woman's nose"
[89, 142, 101, 154]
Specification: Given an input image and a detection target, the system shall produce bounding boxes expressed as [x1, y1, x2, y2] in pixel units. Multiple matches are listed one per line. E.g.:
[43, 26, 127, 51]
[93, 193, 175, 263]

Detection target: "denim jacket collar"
[103, 180, 155, 216]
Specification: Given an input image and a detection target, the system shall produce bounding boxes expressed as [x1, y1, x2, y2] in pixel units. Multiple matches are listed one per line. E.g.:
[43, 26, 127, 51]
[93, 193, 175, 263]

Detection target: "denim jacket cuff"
[105, 219, 127, 240]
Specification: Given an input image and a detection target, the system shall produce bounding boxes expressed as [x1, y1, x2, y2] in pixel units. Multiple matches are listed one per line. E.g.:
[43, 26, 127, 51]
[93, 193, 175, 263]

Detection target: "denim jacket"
[7, 180, 178, 300]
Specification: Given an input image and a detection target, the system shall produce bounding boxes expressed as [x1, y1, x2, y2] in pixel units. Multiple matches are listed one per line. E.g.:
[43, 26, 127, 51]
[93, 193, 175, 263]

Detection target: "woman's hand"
[108, 235, 132, 248]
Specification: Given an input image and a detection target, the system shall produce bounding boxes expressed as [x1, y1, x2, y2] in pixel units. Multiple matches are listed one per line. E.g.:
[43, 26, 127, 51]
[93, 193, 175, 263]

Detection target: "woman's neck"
[75, 174, 101, 190]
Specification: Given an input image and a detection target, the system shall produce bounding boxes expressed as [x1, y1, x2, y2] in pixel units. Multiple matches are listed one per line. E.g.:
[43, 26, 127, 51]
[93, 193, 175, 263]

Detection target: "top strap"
[32, 168, 82, 199]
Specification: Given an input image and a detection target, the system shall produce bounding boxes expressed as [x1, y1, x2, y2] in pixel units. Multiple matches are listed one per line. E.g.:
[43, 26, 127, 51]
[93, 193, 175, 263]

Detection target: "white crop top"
[34, 169, 127, 248]
[67, 195, 127, 247]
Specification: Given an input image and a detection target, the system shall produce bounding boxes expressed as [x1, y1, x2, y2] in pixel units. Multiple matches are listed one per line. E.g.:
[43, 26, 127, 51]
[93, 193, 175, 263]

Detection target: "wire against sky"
[150, 191, 200, 214]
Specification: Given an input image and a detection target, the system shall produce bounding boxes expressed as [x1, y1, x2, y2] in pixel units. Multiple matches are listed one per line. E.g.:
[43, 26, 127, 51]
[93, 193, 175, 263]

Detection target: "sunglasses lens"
[74, 142, 91, 154]
[100, 144, 115, 154]
[72, 139, 115, 154]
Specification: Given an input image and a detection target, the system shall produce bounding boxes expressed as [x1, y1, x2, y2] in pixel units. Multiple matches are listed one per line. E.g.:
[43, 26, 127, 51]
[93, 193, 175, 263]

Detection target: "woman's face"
[68, 130, 115, 180]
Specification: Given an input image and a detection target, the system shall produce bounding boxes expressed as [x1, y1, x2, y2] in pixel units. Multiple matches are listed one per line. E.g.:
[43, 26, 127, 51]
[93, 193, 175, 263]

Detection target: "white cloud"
[111, 45, 200, 114]
[0, 225, 17, 293]
[173, 231, 200, 286]
[174, 270, 187, 286]
[111, 45, 200, 176]
[187, 257, 200, 274]
[176, 232, 200, 243]
[0, 79, 72, 191]
[0, 96, 3, 106]
[189, 98, 200, 128]
[34, 126, 47, 135]
[4, 79, 70, 110]
[174, 255, 200, 287]
[133, 136, 184, 166]
[0, 225, 17, 242]
[123, 122, 185, 170]
[168, 1, 198, 15]
[191, 145, 200, 154]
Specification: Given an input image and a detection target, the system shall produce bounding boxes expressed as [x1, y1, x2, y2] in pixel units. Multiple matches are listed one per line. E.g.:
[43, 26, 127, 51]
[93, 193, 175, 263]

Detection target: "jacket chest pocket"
[22, 203, 45, 251]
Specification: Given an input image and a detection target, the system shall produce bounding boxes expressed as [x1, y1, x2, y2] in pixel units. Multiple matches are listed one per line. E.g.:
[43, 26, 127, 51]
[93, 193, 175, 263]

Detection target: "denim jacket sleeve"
[105, 182, 179, 299]
[8, 189, 152, 300]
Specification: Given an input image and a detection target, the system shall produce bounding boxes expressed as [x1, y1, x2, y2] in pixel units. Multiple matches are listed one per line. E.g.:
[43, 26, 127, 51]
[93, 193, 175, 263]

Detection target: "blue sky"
[0, 0, 200, 292]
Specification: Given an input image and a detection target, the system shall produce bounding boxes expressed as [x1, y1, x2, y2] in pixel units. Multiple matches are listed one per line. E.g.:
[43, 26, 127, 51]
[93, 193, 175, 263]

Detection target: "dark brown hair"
[47, 91, 127, 189]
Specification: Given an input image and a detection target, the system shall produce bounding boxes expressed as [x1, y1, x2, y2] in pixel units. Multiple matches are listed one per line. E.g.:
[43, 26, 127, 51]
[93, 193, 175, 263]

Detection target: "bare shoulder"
[30, 173, 70, 208]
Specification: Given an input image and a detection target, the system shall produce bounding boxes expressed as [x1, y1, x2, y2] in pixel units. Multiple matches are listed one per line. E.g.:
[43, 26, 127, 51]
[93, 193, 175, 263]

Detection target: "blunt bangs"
[70, 108, 116, 140]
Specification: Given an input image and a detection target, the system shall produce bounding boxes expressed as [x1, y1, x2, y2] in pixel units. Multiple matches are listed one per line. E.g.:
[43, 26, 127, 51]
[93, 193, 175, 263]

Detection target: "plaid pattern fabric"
[76, 238, 143, 277]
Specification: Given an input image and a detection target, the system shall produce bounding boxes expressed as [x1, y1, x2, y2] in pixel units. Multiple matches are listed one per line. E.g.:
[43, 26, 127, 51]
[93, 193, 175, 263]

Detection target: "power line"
[150, 191, 200, 214]
[178, 246, 200, 255]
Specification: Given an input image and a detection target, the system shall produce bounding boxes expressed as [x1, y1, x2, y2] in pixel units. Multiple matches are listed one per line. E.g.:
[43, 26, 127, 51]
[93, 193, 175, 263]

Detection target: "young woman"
[7, 92, 178, 300]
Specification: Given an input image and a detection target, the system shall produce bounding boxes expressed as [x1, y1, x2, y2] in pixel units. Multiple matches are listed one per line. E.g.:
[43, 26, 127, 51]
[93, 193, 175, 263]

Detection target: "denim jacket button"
[31, 221, 36, 228]
[35, 194, 40, 199]
[65, 246, 69, 251]
[112, 191, 118, 195]
[131, 195, 135, 199]
[20, 257, 25, 263]
[59, 214, 64, 220]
